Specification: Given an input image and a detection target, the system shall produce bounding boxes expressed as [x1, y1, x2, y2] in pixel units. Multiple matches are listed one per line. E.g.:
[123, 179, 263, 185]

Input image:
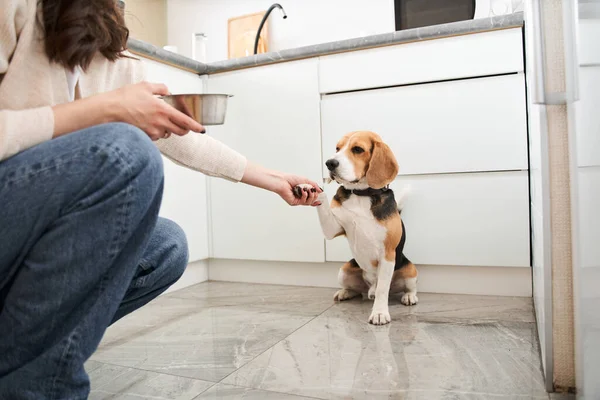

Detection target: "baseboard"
[208, 259, 533, 297]
[163, 259, 209, 295]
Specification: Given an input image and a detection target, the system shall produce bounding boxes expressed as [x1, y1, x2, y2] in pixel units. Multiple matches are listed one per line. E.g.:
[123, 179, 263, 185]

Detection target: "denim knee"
[159, 219, 189, 280]
[100, 123, 164, 188]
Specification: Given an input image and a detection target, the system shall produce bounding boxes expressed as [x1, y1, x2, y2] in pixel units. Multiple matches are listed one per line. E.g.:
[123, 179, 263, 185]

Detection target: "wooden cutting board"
[228, 11, 268, 59]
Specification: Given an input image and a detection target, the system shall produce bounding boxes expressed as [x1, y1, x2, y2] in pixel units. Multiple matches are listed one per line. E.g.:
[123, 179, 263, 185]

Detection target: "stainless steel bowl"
[161, 93, 233, 126]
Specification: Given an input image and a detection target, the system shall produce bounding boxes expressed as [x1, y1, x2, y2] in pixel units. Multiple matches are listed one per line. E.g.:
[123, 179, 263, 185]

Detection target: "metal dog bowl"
[161, 93, 233, 126]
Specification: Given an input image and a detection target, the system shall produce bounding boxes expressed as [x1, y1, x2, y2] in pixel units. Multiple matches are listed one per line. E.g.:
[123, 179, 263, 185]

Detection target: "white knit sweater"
[0, 0, 247, 182]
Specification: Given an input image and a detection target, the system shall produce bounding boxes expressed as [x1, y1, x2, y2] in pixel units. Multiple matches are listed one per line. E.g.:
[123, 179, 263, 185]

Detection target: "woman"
[0, 0, 321, 397]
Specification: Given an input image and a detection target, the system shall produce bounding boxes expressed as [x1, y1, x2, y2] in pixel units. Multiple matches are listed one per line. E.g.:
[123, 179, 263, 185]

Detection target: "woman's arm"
[52, 94, 117, 138]
[1, 81, 204, 161]
[0, 0, 53, 161]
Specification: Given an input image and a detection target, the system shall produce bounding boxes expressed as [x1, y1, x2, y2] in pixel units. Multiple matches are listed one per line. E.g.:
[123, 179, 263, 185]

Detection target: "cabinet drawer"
[320, 74, 528, 178]
[318, 28, 524, 94]
[579, 20, 600, 66]
[324, 171, 530, 267]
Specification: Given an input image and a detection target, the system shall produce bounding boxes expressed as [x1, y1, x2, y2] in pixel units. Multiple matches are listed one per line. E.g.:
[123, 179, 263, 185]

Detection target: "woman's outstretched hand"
[241, 162, 322, 207]
[277, 174, 322, 206]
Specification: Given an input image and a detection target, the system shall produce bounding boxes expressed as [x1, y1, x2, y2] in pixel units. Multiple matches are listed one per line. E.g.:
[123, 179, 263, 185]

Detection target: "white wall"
[166, 0, 395, 62]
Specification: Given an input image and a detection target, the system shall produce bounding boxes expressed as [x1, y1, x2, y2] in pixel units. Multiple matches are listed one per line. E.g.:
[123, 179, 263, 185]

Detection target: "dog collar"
[344, 186, 390, 197]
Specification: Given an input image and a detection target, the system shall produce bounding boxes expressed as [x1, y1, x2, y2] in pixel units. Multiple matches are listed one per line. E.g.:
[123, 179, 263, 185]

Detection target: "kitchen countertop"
[128, 11, 524, 76]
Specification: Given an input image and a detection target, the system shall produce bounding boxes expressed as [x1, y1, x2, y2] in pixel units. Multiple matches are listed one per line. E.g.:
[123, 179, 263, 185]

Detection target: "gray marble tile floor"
[88, 281, 556, 399]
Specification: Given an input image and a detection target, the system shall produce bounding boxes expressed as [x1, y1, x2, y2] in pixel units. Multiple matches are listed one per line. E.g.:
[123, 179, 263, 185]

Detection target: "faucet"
[253, 3, 287, 55]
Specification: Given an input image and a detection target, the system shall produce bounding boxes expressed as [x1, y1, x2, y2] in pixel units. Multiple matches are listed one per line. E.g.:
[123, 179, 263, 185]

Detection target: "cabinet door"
[142, 58, 209, 261]
[206, 60, 325, 262]
[159, 158, 209, 261]
[321, 74, 528, 178]
[325, 171, 530, 268]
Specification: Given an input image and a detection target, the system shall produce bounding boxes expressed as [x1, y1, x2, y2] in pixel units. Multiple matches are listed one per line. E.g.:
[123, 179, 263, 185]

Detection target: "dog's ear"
[366, 141, 398, 189]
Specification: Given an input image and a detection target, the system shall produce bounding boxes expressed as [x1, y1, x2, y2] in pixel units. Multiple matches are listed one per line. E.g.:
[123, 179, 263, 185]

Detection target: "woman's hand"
[241, 162, 322, 207]
[53, 81, 205, 141]
[107, 82, 205, 140]
[277, 174, 322, 206]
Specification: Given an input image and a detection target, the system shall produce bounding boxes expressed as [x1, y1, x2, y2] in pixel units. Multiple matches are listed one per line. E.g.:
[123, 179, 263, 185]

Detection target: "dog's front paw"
[292, 183, 317, 199]
[401, 293, 418, 306]
[369, 310, 391, 325]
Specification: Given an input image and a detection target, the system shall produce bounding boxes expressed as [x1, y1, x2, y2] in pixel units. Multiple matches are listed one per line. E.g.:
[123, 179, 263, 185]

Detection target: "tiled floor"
[88, 281, 551, 399]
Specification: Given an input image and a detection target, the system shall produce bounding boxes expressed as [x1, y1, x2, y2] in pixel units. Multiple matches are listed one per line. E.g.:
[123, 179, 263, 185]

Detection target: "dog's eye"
[335, 147, 340, 152]
[352, 146, 364, 154]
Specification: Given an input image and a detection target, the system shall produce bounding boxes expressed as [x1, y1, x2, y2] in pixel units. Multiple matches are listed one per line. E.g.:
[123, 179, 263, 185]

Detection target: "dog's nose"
[326, 159, 339, 171]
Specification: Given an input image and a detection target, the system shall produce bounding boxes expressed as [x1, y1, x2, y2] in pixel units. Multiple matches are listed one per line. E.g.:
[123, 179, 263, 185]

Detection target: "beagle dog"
[297, 131, 418, 325]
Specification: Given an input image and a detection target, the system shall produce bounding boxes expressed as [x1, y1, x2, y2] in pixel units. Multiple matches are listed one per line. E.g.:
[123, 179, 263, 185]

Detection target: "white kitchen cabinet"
[321, 73, 528, 177]
[576, 67, 600, 167]
[318, 28, 524, 94]
[578, 19, 600, 67]
[324, 171, 530, 268]
[206, 59, 325, 262]
[159, 158, 209, 262]
[142, 58, 204, 94]
[142, 57, 209, 261]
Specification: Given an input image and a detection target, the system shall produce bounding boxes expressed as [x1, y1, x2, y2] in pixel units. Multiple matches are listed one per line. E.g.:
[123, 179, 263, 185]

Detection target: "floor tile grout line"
[191, 381, 220, 399]
[192, 383, 324, 400]
[214, 302, 337, 387]
[87, 359, 218, 385]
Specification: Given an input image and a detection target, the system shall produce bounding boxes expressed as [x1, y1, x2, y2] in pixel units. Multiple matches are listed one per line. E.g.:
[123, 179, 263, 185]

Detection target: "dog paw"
[369, 310, 391, 325]
[367, 286, 376, 300]
[401, 293, 418, 306]
[293, 183, 317, 199]
[333, 289, 359, 302]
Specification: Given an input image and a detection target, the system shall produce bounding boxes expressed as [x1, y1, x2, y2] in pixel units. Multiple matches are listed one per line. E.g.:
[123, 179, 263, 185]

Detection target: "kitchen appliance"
[161, 94, 233, 126]
[394, 0, 521, 31]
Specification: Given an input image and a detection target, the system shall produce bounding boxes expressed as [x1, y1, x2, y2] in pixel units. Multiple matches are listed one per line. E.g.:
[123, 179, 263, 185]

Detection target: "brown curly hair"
[39, 0, 130, 71]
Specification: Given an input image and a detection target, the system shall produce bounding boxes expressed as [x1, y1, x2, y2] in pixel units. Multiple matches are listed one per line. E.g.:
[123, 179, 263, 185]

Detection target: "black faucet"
[253, 3, 287, 55]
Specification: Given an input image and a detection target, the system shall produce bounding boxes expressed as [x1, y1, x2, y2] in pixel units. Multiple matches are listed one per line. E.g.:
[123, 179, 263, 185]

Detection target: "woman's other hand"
[53, 81, 205, 141]
[108, 82, 205, 140]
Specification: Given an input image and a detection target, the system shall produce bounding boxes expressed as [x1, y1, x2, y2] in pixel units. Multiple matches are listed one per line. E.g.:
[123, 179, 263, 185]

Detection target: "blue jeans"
[0, 123, 189, 399]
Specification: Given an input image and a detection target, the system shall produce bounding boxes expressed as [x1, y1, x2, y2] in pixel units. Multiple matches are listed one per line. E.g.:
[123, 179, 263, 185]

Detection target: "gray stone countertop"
[127, 12, 524, 76]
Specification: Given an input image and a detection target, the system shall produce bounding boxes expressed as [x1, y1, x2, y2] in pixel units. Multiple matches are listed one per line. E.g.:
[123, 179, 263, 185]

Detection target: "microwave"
[394, 0, 522, 31]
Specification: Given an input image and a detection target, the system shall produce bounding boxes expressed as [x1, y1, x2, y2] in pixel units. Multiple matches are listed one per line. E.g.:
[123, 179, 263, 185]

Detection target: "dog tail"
[395, 185, 411, 214]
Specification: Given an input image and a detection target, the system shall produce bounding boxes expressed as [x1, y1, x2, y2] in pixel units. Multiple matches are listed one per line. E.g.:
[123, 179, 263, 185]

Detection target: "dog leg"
[314, 192, 344, 240]
[334, 261, 367, 301]
[401, 277, 419, 306]
[334, 289, 360, 301]
[369, 259, 394, 325]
